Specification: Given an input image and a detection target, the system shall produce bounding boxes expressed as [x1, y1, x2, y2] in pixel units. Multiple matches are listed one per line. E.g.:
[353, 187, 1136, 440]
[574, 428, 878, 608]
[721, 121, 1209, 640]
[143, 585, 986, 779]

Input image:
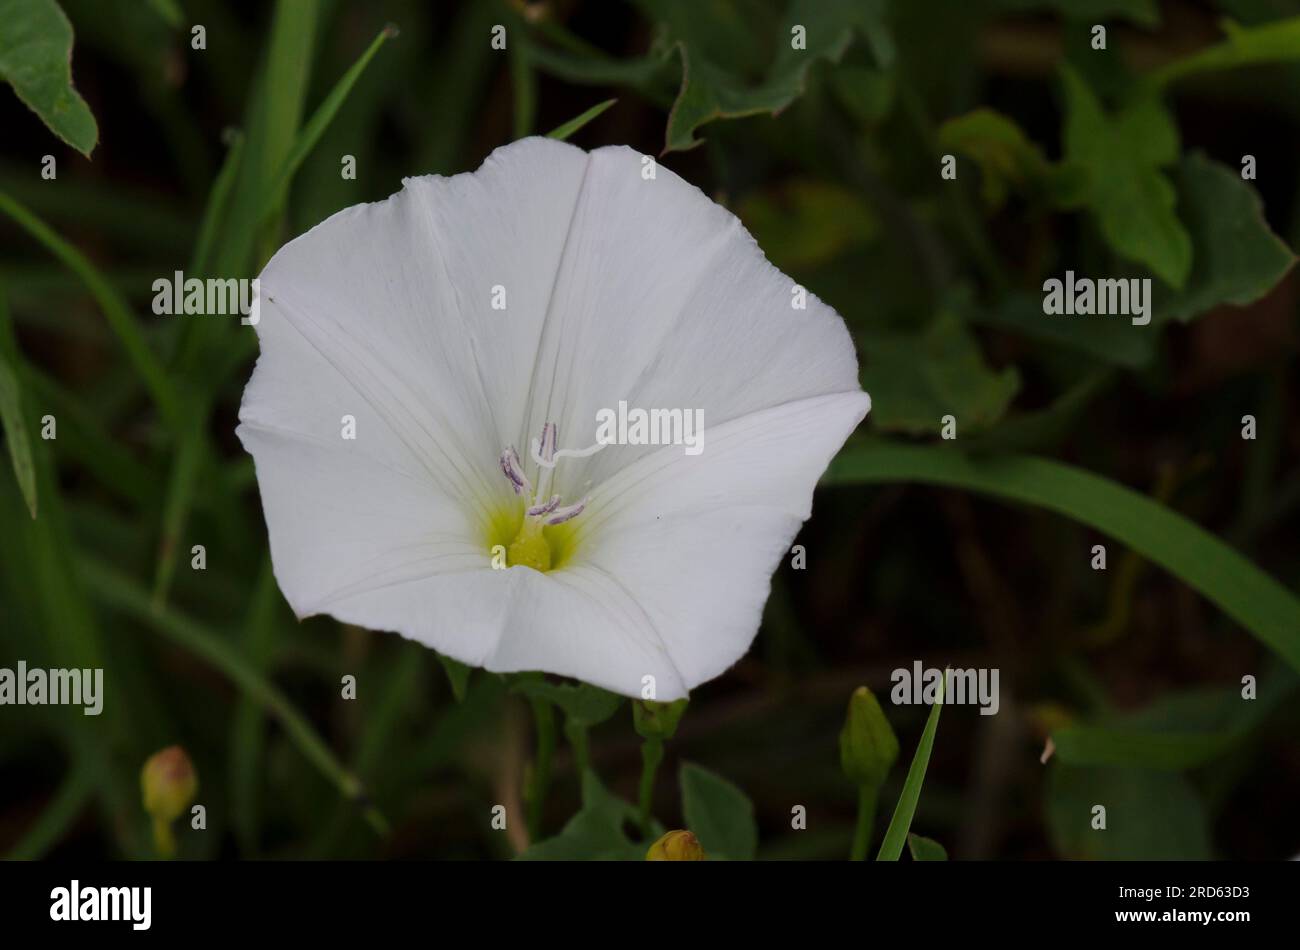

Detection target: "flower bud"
[839, 686, 899, 789]
[645, 830, 705, 861]
[141, 746, 197, 858]
[633, 698, 689, 740]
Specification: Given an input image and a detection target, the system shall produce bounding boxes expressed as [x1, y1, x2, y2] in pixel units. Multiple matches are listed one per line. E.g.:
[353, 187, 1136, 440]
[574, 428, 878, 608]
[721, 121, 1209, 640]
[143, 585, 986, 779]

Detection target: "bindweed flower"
[237, 137, 870, 699]
[646, 829, 705, 861]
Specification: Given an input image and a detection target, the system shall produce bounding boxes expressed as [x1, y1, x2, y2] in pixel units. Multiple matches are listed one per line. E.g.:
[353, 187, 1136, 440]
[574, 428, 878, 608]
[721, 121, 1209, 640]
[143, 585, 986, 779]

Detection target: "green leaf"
[650, 0, 891, 152]
[0, 338, 37, 519]
[517, 770, 645, 860]
[876, 676, 943, 860]
[937, 108, 1086, 209]
[860, 312, 1021, 434]
[511, 679, 622, 726]
[1150, 15, 1300, 87]
[1061, 66, 1191, 287]
[1046, 765, 1211, 859]
[1155, 153, 1295, 322]
[437, 653, 471, 702]
[0, 0, 98, 156]
[906, 833, 949, 861]
[546, 98, 617, 141]
[825, 443, 1300, 677]
[679, 762, 757, 860]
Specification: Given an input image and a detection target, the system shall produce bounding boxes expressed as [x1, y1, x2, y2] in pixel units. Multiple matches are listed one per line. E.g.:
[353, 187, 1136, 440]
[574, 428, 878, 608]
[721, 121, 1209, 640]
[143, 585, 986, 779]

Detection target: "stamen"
[499, 447, 530, 496]
[546, 497, 587, 525]
[526, 494, 561, 517]
[540, 422, 557, 465]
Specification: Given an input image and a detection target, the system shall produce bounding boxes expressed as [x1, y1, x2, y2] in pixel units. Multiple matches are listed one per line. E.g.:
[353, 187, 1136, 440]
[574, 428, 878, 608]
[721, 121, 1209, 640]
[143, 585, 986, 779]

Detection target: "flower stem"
[525, 696, 556, 841]
[849, 785, 878, 861]
[637, 736, 664, 836]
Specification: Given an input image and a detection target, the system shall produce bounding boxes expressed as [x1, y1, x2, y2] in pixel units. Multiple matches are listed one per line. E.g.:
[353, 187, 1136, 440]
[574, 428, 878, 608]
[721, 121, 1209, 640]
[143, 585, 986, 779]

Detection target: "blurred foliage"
[2, 0, 1300, 861]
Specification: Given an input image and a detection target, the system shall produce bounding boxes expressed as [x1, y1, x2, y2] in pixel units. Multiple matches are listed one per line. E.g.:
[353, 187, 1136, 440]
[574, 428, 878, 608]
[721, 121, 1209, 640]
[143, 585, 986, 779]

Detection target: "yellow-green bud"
[633, 698, 688, 740]
[645, 830, 705, 861]
[141, 746, 197, 858]
[839, 686, 899, 789]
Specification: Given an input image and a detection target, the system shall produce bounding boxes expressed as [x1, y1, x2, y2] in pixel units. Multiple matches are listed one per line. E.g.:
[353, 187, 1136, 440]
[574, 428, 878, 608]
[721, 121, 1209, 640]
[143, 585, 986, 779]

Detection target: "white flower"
[236, 137, 870, 700]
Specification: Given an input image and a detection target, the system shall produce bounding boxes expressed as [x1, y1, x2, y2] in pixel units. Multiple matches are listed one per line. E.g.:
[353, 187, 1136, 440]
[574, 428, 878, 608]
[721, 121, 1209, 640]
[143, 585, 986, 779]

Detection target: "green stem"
[637, 736, 664, 835]
[849, 785, 878, 861]
[564, 718, 590, 775]
[525, 697, 556, 840]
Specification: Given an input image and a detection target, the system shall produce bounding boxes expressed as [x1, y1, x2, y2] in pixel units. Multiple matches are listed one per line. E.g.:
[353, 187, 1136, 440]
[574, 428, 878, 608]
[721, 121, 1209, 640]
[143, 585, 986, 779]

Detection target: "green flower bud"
[141, 746, 197, 858]
[839, 686, 899, 789]
[645, 830, 705, 861]
[633, 698, 689, 740]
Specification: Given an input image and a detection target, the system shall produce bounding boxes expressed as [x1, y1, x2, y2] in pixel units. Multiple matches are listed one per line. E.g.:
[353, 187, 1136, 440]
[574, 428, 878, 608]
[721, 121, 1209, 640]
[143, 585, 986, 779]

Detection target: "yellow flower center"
[506, 518, 552, 572]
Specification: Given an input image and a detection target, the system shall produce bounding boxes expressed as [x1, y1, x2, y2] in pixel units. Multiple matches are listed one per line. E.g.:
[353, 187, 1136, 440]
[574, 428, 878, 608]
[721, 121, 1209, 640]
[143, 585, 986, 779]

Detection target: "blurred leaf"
[972, 292, 1155, 368]
[512, 679, 623, 726]
[144, 0, 182, 29]
[826, 443, 1300, 677]
[906, 833, 948, 860]
[739, 179, 877, 270]
[518, 770, 645, 860]
[1046, 765, 1211, 859]
[877, 678, 943, 860]
[0, 192, 185, 431]
[1051, 669, 1296, 769]
[1155, 152, 1295, 322]
[1061, 66, 1191, 287]
[860, 312, 1021, 434]
[649, 0, 891, 152]
[0, 0, 98, 155]
[995, 0, 1159, 24]
[680, 761, 757, 860]
[0, 340, 37, 519]
[828, 58, 895, 125]
[437, 653, 470, 702]
[937, 108, 1086, 209]
[1151, 15, 1300, 86]
[546, 98, 617, 141]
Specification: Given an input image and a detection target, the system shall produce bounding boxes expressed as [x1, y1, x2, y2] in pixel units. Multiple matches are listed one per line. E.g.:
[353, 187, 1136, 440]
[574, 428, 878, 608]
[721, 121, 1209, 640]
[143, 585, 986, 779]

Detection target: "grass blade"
[0, 287, 36, 518]
[876, 675, 944, 861]
[266, 25, 399, 221]
[547, 98, 617, 141]
[826, 442, 1300, 676]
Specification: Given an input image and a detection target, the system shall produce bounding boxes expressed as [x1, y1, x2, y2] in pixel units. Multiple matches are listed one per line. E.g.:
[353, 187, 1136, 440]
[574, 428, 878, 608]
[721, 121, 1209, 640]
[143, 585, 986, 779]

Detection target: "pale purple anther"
[545, 498, 587, 526]
[527, 494, 561, 517]
[499, 447, 530, 496]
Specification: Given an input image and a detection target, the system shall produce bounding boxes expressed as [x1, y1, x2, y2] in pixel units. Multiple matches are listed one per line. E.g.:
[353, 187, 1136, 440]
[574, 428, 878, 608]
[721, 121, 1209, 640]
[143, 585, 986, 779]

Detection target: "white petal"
[238, 137, 591, 617]
[517, 143, 864, 499]
[557, 391, 871, 697]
